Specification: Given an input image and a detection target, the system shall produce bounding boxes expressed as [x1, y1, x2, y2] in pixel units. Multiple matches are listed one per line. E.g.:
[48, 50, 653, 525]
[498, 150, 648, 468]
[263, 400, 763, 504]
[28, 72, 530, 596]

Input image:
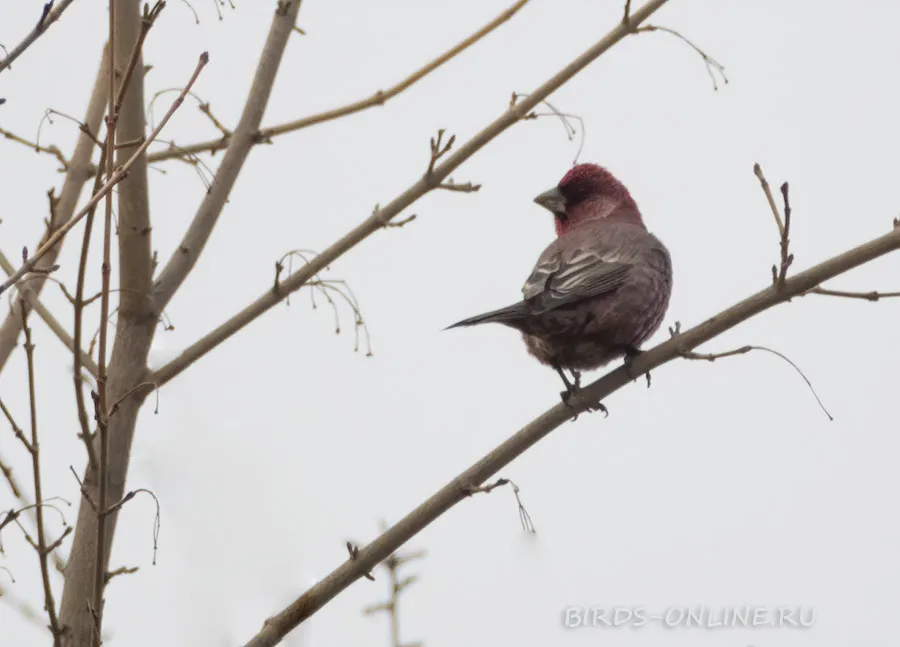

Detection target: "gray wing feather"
[522, 248, 631, 314]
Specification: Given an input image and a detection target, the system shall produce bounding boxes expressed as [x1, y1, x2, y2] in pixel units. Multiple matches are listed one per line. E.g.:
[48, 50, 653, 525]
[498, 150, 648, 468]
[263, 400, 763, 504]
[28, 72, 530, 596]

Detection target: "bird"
[446, 163, 673, 410]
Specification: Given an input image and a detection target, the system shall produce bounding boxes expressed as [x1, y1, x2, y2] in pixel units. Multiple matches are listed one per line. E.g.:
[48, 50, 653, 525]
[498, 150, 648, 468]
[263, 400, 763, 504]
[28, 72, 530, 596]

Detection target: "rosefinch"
[447, 163, 673, 408]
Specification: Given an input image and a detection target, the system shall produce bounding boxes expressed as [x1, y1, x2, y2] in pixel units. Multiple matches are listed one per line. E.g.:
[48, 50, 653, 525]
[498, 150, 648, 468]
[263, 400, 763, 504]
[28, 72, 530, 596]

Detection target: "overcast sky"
[2, 1, 900, 645]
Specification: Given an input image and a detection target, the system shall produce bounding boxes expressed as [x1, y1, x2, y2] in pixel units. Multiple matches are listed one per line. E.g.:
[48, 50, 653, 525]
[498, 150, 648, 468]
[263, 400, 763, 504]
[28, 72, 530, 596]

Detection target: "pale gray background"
[1, 1, 899, 645]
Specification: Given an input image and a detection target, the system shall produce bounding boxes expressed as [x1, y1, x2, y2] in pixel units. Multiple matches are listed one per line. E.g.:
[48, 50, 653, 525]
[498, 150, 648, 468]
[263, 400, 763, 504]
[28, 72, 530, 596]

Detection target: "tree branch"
[0, 0, 79, 74]
[116, 1, 163, 319]
[90, 0, 121, 638]
[0, 125, 69, 169]
[0, 53, 208, 297]
[151, 0, 673, 388]
[0, 249, 98, 377]
[0, 44, 109, 373]
[242, 223, 900, 647]
[807, 286, 900, 301]
[19, 303, 63, 645]
[144, 0, 533, 164]
[152, 0, 304, 307]
[57, 42, 208, 647]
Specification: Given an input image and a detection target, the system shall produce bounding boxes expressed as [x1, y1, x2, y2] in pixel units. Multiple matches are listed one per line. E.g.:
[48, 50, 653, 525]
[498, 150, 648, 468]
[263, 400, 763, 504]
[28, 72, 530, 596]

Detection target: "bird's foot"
[555, 366, 608, 421]
[622, 345, 651, 388]
[555, 366, 579, 400]
[560, 386, 579, 420]
[587, 401, 609, 418]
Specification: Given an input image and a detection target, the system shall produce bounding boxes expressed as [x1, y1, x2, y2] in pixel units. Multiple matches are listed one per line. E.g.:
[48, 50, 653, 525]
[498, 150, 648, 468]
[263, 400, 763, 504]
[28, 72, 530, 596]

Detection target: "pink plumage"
[447, 163, 673, 403]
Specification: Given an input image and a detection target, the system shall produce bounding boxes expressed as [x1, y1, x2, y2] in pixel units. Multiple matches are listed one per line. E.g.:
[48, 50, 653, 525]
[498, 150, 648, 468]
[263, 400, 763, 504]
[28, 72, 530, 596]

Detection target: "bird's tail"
[444, 302, 528, 330]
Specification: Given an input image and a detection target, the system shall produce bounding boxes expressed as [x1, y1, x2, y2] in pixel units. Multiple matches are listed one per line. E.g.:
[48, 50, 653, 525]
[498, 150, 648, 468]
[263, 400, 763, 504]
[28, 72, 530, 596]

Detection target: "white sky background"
[1, 0, 900, 645]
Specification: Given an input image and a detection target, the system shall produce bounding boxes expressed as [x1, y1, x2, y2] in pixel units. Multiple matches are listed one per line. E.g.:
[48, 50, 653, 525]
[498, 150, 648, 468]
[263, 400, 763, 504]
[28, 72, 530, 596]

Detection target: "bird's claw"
[560, 389, 608, 421]
[623, 346, 651, 388]
[588, 401, 609, 417]
[560, 387, 582, 421]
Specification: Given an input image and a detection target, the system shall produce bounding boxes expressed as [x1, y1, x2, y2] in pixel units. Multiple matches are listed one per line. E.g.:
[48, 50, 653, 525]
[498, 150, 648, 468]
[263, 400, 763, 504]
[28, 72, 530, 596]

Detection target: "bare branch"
[0, 395, 32, 451]
[0, 46, 109, 373]
[0, 126, 69, 169]
[72, 140, 107, 474]
[675, 337, 832, 420]
[0, 0, 78, 74]
[346, 541, 375, 581]
[37, 108, 104, 150]
[0, 53, 209, 297]
[153, 0, 674, 389]
[753, 163, 784, 237]
[807, 287, 900, 301]
[104, 565, 139, 584]
[775, 181, 794, 285]
[0, 249, 98, 376]
[511, 92, 586, 164]
[146, 0, 534, 164]
[152, 1, 304, 307]
[0, 452, 24, 500]
[463, 477, 535, 533]
[437, 179, 481, 193]
[635, 24, 727, 90]
[198, 101, 231, 137]
[91, 1, 122, 638]
[19, 303, 63, 644]
[0, 401, 67, 574]
[242, 222, 900, 647]
[58, 45, 208, 647]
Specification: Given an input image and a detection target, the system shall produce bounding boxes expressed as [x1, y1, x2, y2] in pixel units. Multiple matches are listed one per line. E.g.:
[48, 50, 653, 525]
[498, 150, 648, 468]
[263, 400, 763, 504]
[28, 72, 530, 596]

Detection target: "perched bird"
[447, 163, 673, 407]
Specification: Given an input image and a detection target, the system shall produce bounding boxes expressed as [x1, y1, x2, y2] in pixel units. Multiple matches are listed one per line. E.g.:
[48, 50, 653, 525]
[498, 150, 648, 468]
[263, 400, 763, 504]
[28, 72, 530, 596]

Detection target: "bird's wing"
[521, 246, 632, 314]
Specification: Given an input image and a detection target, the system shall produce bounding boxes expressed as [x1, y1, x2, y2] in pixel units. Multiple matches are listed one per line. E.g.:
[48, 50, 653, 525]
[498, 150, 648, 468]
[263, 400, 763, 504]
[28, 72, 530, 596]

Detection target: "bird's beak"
[533, 187, 567, 216]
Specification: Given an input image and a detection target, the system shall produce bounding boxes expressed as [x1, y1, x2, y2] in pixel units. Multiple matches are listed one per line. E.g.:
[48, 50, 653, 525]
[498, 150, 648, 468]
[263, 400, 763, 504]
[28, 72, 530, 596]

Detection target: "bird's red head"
[535, 163, 641, 236]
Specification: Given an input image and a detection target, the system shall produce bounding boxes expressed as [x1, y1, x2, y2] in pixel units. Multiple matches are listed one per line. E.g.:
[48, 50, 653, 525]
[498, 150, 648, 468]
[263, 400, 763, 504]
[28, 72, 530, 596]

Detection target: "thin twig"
[463, 477, 535, 532]
[150, 1, 300, 307]
[105, 565, 139, 584]
[0, 0, 78, 74]
[107, 381, 159, 418]
[72, 140, 107, 473]
[807, 287, 900, 301]
[0, 248, 98, 377]
[0, 400, 67, 574]
[19, 303, 63, 644]
[0, 126, 69, 169]
[0, 49, 109, 374]
[776, 182, 793, 285]
[146, 0, 534, 163]
[198, 102, 231, 136]
[92, 0, 120, 639]
[753, 163, 784, 236]
[37, 108, 103, 150]
[0, 52, 210, 296]
[0, 396, 31, 450]
[0, 452, 24, 499]
[511, 92, 586, 164]
[676, 337, 832, 420]
[636, 24, 727, 90]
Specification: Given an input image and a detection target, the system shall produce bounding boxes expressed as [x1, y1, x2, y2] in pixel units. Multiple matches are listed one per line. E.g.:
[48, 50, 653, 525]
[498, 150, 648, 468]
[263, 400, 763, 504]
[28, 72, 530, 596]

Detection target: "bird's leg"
[556, 367, 608, 420]
[555, 366, 586, 421]
[622, 344, 651, 388]
[570, 368, 582, 390]
[554, 365, 577, 405]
